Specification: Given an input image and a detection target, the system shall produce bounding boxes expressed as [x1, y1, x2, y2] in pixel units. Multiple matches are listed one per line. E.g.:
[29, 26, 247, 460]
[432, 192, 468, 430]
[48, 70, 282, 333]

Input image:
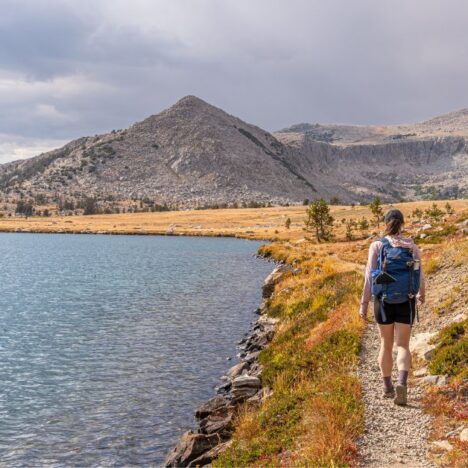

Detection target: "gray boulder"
[242, 351, 261, 364]
[165, 431, 221, 467]
[187, 441, 232, 467]
[231, 375, 262, 402]
[227, 361, 249, 380]
[199, 411, 234, 438]
[195, 395, 229, 420]
[262, 265, 292, 298]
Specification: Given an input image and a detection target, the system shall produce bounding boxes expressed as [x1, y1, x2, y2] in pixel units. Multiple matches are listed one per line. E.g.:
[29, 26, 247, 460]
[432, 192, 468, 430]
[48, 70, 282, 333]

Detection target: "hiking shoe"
[383, 387, 395, 398]
[394, 384, 407, 406]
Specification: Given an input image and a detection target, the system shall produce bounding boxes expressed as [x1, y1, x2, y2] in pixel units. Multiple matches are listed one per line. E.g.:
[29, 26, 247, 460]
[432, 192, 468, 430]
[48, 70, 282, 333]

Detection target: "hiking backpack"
[371, 237, 421, 323]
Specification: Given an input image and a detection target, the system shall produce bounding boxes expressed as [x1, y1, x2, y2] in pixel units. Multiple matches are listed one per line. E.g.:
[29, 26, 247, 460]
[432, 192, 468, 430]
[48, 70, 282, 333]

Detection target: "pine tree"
[345, 219, 357, 240]
[369, 197, 383, 227]
[83, 197, 98, 215]
[304, 199, 334, 242]
[359, 217, 369, 231]
[425, 203, 444, 223]
[412, 208, 423, 223]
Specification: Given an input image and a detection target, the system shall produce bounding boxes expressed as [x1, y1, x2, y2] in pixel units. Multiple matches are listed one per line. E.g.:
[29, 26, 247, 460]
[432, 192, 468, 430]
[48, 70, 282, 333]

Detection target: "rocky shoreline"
[164, 262, 293, 467]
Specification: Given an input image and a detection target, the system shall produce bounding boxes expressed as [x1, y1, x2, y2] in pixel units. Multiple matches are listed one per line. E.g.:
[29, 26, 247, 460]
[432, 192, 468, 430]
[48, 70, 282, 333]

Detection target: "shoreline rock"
[164, 262, 291, 467]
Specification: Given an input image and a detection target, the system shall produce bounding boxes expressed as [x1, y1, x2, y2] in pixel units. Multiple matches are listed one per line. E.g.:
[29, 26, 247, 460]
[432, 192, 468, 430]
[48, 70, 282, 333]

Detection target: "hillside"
[0, 96, 319, 209]
[275, 108, 468, 201]
[0, 98, 466, 210]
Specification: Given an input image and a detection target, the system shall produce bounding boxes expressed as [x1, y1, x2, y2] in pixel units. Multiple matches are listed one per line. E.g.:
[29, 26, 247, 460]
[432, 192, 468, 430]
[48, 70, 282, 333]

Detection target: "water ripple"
[0, 233, 272, 466]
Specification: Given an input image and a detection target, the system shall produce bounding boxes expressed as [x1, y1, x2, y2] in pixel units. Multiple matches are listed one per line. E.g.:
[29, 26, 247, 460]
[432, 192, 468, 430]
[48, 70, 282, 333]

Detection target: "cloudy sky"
[0, 0, 467, 163]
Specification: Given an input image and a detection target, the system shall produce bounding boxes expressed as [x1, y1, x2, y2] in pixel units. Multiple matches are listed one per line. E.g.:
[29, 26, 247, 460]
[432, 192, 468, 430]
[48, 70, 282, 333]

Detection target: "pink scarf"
[385, 235, 416, 251]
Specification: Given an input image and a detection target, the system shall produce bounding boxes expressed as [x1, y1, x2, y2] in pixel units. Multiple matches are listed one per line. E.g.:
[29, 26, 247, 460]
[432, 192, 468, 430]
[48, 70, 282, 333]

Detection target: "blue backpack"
[371, 237, 421, 323]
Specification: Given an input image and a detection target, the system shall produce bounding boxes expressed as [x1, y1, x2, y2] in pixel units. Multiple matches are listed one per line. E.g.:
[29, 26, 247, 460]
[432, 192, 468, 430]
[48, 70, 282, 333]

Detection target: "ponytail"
[383, 209, 404, 235]
[384, 218, 403, 236]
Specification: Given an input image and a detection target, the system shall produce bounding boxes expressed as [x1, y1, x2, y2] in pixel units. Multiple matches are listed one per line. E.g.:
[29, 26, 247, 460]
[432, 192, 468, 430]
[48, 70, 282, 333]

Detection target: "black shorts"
[374, 298, 416, 325]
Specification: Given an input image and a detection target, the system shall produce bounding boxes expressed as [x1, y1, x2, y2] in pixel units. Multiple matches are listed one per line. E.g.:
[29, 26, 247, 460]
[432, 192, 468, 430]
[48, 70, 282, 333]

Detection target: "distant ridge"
[0, 97, 466, 208]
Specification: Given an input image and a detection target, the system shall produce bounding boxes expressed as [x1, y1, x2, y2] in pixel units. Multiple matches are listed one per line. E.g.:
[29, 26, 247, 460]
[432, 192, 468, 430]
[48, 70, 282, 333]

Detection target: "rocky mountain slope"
[0, 97, 466, 208]
[276, 108, 468, 201]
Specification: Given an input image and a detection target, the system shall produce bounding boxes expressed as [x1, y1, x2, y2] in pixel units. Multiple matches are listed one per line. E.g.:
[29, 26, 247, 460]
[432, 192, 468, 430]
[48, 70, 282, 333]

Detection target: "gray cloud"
[0, 0, 467, 163]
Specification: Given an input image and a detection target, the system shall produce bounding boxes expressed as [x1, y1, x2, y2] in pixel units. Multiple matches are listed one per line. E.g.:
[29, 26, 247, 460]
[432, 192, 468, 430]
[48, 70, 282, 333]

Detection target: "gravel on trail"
[357, 322, 434, 467]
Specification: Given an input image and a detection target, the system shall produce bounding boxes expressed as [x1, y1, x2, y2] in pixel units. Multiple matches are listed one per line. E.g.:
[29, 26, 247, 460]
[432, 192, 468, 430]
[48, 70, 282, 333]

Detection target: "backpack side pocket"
[371, 268, 383, 296]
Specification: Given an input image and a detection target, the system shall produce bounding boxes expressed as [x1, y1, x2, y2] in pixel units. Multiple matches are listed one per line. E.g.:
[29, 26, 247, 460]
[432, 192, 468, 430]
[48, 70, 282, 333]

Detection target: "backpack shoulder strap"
[378, 237, 390, 269]
[380, 237, 391, 248]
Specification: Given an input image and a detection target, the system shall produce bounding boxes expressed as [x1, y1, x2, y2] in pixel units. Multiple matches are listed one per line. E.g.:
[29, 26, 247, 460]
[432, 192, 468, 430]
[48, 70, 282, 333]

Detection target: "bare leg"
[394, 322, 412, 405]
[377, 324, 395, 377]
[395, 322, 412, 372]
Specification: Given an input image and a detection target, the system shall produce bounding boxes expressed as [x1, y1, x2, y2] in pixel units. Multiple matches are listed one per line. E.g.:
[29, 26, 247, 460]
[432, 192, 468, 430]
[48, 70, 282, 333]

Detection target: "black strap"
[379, 237, 390, 271]
[378, 238, 391, 323]
[407, 255, 418, 324]
[380, 296, 387, 323]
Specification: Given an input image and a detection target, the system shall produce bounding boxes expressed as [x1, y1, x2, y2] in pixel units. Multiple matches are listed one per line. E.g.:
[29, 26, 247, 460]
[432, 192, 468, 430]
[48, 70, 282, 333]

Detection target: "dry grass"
[433, 287, 460, 316]
[1, 200, 466, 241]
[425, 257, 440, 275]
[423, 381, 468, 467]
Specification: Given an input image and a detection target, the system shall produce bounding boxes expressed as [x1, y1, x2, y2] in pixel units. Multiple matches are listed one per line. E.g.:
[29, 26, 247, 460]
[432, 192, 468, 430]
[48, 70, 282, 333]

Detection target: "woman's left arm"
[360, 241, 380, 318]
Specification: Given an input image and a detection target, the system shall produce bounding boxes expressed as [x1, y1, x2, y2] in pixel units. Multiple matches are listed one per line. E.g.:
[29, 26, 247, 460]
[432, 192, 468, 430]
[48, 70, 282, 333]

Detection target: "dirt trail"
[357, 322, 434, 467]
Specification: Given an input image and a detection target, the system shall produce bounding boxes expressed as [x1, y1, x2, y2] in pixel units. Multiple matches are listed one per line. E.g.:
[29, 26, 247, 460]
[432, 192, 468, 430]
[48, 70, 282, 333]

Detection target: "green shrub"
[432, 321, 465, 348]
[416, 224, 458, 244]
[428, 320, 467, 378]
[428, 341, 467, 377]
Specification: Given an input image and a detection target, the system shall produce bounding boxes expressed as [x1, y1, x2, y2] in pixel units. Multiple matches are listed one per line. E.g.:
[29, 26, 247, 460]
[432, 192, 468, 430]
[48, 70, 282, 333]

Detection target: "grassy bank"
[214, 242, 366, 466]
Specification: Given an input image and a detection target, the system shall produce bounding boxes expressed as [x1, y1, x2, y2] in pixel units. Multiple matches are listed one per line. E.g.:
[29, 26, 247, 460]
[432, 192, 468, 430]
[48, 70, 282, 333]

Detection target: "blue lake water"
[0, 233, 272, 466]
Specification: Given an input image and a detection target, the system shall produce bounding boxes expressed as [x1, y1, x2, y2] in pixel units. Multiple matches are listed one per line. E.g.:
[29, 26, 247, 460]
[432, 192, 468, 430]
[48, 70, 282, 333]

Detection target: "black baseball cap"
[384, 209, 404, 223]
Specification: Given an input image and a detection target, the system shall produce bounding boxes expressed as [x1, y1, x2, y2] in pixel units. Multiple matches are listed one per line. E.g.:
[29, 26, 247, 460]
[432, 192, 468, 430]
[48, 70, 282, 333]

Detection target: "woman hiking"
[359, 209, 425, 406]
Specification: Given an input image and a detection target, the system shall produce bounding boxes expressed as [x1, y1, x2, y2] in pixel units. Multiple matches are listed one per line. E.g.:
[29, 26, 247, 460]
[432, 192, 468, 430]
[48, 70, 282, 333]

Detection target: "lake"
[0, 233, 272, 466]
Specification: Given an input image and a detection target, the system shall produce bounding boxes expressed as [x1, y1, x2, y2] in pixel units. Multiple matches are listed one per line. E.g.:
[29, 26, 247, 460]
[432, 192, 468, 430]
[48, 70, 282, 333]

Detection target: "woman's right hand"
[417, 294, 425, 307]
[359, 303, 369, 321]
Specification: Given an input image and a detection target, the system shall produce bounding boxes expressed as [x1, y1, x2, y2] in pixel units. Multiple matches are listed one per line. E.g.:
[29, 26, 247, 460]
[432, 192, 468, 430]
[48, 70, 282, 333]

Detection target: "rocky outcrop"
[262, 264, 293, 298]
[410, 332, 438, 361]
[165, 264, 291, 467]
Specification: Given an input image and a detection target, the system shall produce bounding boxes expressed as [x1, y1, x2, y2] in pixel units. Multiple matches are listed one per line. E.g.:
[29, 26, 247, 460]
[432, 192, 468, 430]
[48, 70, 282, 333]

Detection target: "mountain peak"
[170, 95, 213, 111]
[156, 95, 226, 121]
[132, 95, 219, 131]
[176, 95, 206, 105]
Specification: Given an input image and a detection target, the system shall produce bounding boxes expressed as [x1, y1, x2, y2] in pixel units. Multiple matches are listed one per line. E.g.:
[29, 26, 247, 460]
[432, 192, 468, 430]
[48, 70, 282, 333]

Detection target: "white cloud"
[0, 134, 68, 164]
[33, 103, 69, 120]
[0, 72, 112, 102]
